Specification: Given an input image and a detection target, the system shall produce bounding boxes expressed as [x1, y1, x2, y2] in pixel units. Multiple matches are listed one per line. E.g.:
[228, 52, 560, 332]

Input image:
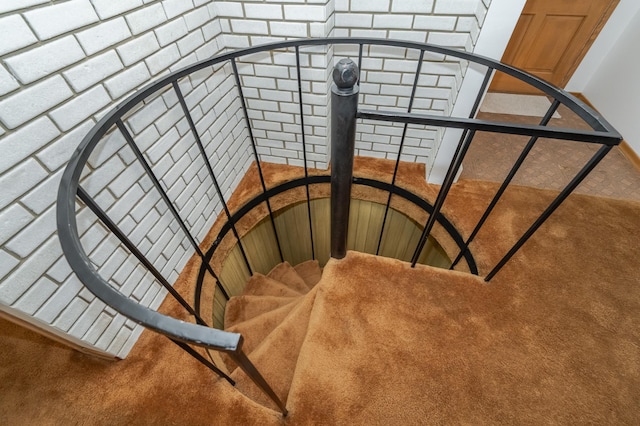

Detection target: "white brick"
[5, 205, 55, 257]
[387, 30, 426, 43]
[434, 0, 479, 14]
[92, 0, 144, 19]
[125, 3, 168, 35]
[0, 237, 60, 305]
[155, 17, 188, 47]
[36, 121, 95, 172]
[270, 22, 307, 38]
[0, 75, 73, 129]
[0, 117, 59, 174]
[162, 0, 194, 19]
[69, 299, 107, 338]
[214, 2, 243, 17]
[116, 33, 161, 66]
[373, 14, 413, 29]
[244, 3, 282, 20]
[0, 0, 48, 14]
[13, 277, 58, 315]
[182, 8, 209, 31]
[76, 18, 132, 56]
[428, 32, 471, 48]
[0, 158, 47, 210]
[350, 0, 390, 12]
[414, 15, 457, 31]
[50, 85, 112, 131]
[202, 20, 222, 41]
[145, 44, 180, 75]
[177, 30, 205, 56]
[284, 5, 328, 21]
[82, 312, 113, 344]
[36, 275, 83, 323]
[0, 204, 33, 246]
[231, 19, 269, 35]
[391, 0, 434, 13]
[0, 65, 19, 97]
[64, 51, 124, 92]
[95, 315, 127, 349]
[53, 298, 89, 331]
[5, 36, 85, 85]
[104, 63, 152, 99]
[335, 14, 373, 28]
[46, 255, 73, 284]
[0, 250, 19, 281]
[24, 0, 99, 40]
[0, 15, 38, 56]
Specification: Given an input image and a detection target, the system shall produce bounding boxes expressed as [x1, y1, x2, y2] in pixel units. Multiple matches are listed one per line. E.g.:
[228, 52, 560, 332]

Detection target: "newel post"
[330, 58, 359, 259]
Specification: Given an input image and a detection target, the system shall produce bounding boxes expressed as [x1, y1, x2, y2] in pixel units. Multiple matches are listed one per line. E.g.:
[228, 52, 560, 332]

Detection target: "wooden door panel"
[490, 0, 618, 94]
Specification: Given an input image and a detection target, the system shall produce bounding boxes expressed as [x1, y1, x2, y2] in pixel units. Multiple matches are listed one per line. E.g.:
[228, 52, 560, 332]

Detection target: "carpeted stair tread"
[221, 298, 303, 372]
[230, 285, 319, 411]
[224, 295, 300, 329]
[293, 260, 322, 288]
[266, 262, 310, 294]
[242, 273, 303, 298]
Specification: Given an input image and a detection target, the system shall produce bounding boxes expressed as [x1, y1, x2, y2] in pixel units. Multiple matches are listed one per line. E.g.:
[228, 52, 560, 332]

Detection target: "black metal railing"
[57, 38, 621, 415]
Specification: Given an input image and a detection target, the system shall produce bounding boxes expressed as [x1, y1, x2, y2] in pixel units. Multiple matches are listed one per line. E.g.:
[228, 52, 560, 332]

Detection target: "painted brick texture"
[0, 0, 231, 358]
[0, 0, 491, 358]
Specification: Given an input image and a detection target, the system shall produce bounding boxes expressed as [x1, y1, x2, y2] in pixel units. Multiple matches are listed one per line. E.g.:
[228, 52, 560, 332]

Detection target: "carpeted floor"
[2, 172, 640, 423]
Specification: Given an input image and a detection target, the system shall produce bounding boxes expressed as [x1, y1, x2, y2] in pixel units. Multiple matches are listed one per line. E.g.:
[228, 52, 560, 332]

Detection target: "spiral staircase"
[56, 38, 623, 419]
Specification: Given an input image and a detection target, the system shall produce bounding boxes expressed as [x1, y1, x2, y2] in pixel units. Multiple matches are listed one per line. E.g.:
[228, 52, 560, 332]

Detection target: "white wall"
[567, 2, 640, 154]
[429, 0, 526, 183]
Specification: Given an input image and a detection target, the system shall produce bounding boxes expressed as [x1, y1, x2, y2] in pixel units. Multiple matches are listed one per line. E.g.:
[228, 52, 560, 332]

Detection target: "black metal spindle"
[357, 43, 363, 82]
[410, 129, 476, 266]
[376, 49, 425, 255]
[172, 80, 254, 276]
[450, 99, 561, 268]
[228, 348, 288, 415]
[77, 186, 210, 326]
[295, 47, 315, 260]
[485, 144, 613, 281]
[230, 58, 284, 263]
[116, 119, 230, 300]
[410, 67, 494, 266]
[170, 338, 235, 384]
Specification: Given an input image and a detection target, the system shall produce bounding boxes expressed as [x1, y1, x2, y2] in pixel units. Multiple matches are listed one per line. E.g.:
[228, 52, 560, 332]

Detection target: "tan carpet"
[2, 173, 640, 424]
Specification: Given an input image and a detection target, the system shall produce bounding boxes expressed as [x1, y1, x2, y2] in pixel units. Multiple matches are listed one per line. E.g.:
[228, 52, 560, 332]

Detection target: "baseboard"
[619, 141, 640, 171]
[0, 305, 118, 361]
[571, 92, 640, 172]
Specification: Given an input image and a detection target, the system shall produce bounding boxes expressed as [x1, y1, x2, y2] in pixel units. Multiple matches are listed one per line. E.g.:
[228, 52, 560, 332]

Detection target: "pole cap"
[333, 58, 359, 90]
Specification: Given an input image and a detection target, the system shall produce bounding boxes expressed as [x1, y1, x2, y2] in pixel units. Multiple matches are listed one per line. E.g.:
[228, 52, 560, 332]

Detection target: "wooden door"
[490, 0, 619, 94]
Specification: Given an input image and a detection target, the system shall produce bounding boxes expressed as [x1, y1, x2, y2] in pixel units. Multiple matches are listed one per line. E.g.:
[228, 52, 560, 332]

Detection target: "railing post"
[330, 58, 359, 259]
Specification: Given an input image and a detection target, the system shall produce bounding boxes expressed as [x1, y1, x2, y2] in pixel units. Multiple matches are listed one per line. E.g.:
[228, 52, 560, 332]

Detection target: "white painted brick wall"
[0, 0, 492, 359]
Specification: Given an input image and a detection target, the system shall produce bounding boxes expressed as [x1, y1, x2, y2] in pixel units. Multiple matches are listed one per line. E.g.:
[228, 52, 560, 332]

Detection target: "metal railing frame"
[57, 38, 622, 416]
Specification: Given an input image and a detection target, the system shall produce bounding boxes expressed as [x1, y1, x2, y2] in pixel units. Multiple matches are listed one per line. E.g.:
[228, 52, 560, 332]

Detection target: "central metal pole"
[330, 58, 359, 259]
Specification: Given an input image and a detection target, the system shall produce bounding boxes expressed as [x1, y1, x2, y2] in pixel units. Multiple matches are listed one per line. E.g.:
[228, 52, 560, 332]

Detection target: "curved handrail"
[57, 37, 622, 415]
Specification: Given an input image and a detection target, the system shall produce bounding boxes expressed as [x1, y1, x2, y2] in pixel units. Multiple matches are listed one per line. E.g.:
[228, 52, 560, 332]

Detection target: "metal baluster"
[376, 49, 425, 255]
[170, 338, 235, 385]
[485, 144, 613, 281]
[77, 186, 210, 326]
[230, 58, 284, 263]
[172, 80, 253, 276]
[116, 119, 230, 300]
[410, 67, 494, 266]
[228, 348, 288, 416]
[450, 99, 561, 269]
[295, 47, 316, 260]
